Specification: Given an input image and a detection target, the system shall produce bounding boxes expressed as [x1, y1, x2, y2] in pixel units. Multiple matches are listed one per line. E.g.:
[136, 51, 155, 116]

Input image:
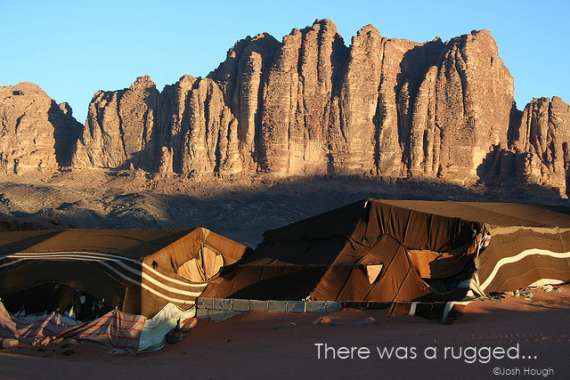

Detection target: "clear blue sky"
[2, 0, 568, 123]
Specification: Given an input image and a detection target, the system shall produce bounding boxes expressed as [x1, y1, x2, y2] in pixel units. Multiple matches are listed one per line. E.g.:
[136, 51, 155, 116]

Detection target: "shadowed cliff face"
[1, 19, 569, 198]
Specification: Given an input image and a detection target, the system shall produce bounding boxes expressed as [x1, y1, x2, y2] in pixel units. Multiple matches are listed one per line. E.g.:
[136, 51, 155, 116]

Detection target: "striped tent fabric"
[0, 248, 208, 313]
[0, 301, 144, 350]
[476, 226, 570, 293]
[0, 228, 249, 318]
[377, 200, 570, 293]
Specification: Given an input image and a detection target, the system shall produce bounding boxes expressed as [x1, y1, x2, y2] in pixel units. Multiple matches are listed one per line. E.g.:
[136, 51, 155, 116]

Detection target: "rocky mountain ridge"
[1, 19, 569, 197]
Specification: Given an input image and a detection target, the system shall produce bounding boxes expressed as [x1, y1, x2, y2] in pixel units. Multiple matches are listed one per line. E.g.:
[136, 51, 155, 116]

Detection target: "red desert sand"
[1, 286, 569, 380]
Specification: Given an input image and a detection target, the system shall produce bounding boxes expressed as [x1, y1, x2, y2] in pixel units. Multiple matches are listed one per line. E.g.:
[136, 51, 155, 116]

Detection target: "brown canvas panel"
[560, 230, 570, 252]
[312, 236, 399, 301]
[145, 227, 248, 268]
[364, 240, 428, 302]
[364, 201, 477, 251]
[141, 228, 248, 276]
[408, 250, 440, 278]
[198, 228, 250, 266]
[380, 200, 570, 228]
[0, 230, 62, 255]
[408, 250, 473, 279]
[232, 267, 327, 300]
[260, 201, 367, 243]
[321, 238, 431, 303]
[202, 265, 327, 300]
[335, 265, 376, 301]
[482, 254, 570, 293]
[250, 236, 348, 265]
[390, 267, 432, 302]
[199, 266, 258, 298]
[477, 230, 568, 281]
[311, 265, 353, 301]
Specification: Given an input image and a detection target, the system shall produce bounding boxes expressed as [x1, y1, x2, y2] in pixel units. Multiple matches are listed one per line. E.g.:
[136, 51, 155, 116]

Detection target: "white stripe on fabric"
[527, 279, 564, 287]
[1, 251, 208, 287]
[1, 255, 202, 300]
[480, 249, 570, 290]
[5, 252, 207, 291]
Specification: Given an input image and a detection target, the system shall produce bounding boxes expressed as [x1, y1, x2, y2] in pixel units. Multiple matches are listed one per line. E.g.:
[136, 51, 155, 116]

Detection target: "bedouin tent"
[202, 200, 486, 307]
[0, 227, 249, 319]
[203, 199, 570, 315]
[375, 200, 570, 294]
[0, 227, 249, 351]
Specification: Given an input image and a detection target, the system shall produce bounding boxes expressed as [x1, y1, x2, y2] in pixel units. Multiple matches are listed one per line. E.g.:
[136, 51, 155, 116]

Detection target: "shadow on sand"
[6, 174, 569, 247]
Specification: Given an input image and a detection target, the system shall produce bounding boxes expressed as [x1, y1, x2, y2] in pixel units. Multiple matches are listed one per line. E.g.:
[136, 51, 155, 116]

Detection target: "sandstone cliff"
[0, 83, 82, 174]
[72, 75, 160, 171]
[158, 75, 242, 177]
[1, 19, 568, 198]
[407, 30, 514, 182]
[69, 20, 522, 185]
[510, 96, 570, 195]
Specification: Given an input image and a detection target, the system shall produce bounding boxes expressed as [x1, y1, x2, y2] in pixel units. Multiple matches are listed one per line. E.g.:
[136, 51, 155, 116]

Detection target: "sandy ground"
[1, 286, 569, 380]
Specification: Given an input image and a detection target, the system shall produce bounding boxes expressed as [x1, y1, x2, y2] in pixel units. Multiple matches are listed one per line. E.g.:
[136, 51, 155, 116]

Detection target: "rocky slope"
[1, 19, 569, 197]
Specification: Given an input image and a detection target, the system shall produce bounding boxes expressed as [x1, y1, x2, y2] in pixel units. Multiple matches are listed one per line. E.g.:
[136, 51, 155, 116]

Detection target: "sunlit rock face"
[160, 76, 242, 177]
[0, 82, 82, 174]
[509, 97, 570, 196]
[1, 19, 568, 197]
[72, 75, 160, 171]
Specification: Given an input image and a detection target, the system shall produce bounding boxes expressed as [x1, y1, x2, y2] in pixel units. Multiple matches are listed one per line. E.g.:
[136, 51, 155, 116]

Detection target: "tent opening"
[2, 283, 117, 322]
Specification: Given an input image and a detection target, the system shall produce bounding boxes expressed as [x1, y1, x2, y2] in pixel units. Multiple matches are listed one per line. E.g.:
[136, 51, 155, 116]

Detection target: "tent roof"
[0, 228, 194, 259]
[374, 200, 570, 228]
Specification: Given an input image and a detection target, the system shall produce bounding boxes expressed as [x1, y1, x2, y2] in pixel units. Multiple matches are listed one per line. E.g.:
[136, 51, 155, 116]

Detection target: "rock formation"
[510, 97, 570, 195]
[406, 30, 515, 183]
[0, 19, 568, 197]
[72, 75, 160, 171]
[209, 32, 280, 172]
[158, 75, 242, 177]
[0, 82, 82, 174]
